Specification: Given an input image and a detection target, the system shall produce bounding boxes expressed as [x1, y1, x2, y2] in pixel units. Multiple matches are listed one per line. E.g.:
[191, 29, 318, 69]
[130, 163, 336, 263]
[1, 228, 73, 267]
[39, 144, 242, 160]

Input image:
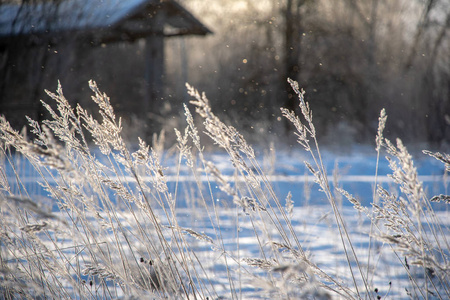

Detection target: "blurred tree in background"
[173, 0, 450, 147]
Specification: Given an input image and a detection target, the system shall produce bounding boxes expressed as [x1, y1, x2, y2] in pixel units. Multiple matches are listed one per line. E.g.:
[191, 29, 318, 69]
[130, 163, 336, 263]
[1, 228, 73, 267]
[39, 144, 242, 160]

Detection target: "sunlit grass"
[0, 79, 448, 299]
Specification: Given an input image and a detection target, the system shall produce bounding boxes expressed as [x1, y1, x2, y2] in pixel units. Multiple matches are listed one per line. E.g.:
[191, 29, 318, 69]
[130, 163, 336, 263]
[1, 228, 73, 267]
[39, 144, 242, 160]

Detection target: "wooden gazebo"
[0, 0, 211, 129]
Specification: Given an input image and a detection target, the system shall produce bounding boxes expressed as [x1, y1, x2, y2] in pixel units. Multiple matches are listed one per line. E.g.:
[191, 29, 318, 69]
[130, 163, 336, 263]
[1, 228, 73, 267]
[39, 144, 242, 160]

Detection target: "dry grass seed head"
[183, 104, 201, 151]
[336, 188, 369, 215]
[243, 257, 277, 270]
[238, 196, 267, 215]
[174, 127, 194, 168]
[271, 242, 304, 260]
[385, 139, 425, 211]
[287, 78, 315, 137]
[376, 108, 387, 151]
[186, 83, 255, 159]
[423, 150, 450, 172]
[206, 161, 238, 200]
[429, 194, 450, 203]
[165, 225, 213, 244]
[285, 191, 294, 219]
[280, 108, 310, 150]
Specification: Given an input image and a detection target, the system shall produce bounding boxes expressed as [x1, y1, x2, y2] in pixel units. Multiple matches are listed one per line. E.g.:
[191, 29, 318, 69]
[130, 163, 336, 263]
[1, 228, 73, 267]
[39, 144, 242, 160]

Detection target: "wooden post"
[145, 33, 164, 116]
[144, 8, 165, 133]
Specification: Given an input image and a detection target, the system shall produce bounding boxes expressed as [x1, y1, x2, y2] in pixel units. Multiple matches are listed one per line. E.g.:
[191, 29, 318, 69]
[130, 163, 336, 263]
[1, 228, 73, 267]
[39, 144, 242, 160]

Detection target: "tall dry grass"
[0, 79, 448, 299]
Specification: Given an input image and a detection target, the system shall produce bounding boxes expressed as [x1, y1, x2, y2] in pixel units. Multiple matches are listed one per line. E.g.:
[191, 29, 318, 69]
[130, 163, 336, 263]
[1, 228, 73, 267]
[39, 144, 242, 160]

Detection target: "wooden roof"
[0, 0, 211, 45]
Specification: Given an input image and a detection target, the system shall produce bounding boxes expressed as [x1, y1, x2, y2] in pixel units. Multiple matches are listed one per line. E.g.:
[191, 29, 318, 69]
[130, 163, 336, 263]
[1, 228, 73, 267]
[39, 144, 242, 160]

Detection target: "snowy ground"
[3, 148, 449, 299]
[166, 205, 449, 299]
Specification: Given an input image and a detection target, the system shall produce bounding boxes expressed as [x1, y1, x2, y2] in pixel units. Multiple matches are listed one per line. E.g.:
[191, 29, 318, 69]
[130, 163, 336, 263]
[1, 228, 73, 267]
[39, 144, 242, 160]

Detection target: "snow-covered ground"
[3, 148, 449, 299]
[167, 205, 449, 299]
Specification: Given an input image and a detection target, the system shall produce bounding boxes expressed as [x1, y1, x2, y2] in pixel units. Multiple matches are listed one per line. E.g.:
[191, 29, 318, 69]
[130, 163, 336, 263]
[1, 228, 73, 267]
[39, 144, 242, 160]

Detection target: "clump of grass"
[0, 78, 448, 299]
[281, 79, 448, 299]
[370, 138, 450, 298]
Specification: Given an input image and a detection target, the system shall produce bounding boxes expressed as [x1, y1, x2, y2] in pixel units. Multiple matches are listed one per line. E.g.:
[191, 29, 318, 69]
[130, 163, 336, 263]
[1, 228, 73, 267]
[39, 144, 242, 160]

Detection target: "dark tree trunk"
[283, 0, 302, 113]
